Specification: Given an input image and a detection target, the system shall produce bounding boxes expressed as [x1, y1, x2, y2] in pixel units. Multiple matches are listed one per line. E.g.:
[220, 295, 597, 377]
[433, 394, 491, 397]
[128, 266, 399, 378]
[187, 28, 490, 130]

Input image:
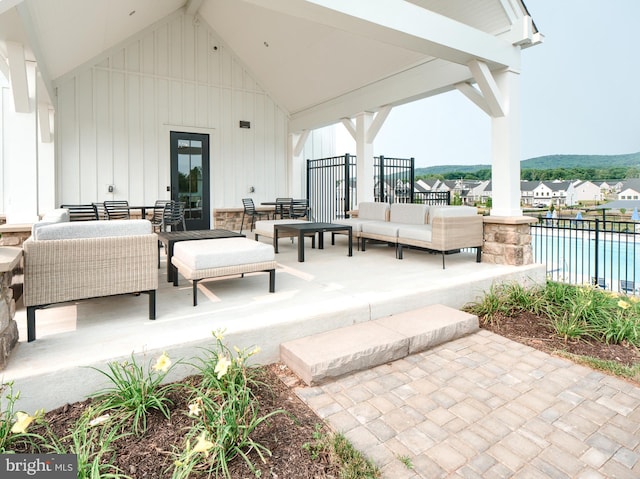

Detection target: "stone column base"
[0, 247, 22, 369]
[482, 216, 537, 266]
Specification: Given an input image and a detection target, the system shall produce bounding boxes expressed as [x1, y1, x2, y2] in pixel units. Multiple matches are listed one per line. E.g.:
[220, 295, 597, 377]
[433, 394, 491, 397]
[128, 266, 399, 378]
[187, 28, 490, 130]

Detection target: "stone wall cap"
[0, 223, 34, 233]
[214, 206, 273, 213]
[0, 247, 22, 272]
[483, 215, 537, 225]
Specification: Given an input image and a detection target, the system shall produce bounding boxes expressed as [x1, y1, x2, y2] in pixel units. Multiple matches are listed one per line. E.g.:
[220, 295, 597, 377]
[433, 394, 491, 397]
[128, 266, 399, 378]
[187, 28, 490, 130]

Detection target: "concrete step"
[280, 304, 479, 386]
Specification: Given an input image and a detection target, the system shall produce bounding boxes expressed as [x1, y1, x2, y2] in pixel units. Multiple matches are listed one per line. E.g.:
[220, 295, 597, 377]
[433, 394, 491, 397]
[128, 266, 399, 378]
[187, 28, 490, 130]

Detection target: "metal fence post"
[344, 154, 351, 218]
[594, 218, 600, 283]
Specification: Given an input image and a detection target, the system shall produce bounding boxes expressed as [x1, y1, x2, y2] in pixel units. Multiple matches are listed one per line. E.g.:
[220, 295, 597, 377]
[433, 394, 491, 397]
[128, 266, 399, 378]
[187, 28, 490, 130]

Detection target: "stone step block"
[280, 304, 479, 385]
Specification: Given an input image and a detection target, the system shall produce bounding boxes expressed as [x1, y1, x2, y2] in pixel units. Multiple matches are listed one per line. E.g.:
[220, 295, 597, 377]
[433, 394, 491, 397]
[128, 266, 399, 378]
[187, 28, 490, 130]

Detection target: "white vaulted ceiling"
[0, 0, 538, 130]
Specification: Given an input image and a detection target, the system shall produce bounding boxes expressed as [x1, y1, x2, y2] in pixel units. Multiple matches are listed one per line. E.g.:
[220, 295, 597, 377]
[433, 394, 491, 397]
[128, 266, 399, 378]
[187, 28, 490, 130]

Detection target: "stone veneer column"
[482, 216, 537, 266]
[0, 247, 21, 369]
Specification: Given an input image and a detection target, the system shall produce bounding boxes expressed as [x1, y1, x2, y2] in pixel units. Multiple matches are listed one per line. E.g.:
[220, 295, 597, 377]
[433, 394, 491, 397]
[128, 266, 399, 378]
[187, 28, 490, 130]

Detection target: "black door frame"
[170, 131, 210, 230]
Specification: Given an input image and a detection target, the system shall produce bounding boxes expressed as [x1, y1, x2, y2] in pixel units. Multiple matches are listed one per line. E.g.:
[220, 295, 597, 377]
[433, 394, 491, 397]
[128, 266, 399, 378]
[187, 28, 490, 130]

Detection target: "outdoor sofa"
[335, 202, 483, 268]
[22, 209, 159, 341]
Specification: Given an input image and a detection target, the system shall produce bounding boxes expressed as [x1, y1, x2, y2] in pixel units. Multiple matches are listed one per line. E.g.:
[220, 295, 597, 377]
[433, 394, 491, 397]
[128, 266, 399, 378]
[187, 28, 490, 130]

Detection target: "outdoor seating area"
[6, 232, 547, 412]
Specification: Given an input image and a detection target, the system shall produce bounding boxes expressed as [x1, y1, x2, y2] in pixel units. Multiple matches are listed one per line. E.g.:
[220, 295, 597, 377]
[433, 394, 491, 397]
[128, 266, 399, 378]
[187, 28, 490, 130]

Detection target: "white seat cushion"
[361, 221, 399, 237]
[33, 219, 152, 240]
[358, 202, 390, 221]
[397, 224, 433, 243]
[429, 206, 478, 223]
[173, 238, 275, 270]
[390, 203, 429, 225]
[333, 218, 379, 232]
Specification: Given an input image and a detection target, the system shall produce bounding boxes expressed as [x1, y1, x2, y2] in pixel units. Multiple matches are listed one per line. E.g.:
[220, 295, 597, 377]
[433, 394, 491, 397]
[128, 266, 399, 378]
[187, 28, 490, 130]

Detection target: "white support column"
[490, 68, 522, 217]
[290, 130, 310, 198]
[355, 112, 375, 203]
[4, 60, 38, 223]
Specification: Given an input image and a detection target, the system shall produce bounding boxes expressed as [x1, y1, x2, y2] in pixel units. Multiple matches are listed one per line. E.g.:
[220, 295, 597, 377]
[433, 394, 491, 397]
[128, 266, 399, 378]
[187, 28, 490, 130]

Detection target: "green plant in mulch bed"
[44, 407, 131, 479]
[466, 280, 640, 347]
[169, 330, 286, 479]
[0, 381, 45, 453]
[88, 351, 182, 435]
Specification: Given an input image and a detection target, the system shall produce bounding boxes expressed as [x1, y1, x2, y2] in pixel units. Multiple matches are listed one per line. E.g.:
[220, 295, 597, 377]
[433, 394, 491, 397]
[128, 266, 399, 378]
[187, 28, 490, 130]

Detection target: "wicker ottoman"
[171, 238, 276, 306]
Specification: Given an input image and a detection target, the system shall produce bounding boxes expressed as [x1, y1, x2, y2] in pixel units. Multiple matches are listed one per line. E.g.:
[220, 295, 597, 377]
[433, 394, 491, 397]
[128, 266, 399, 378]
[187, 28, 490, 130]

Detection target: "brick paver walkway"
[296, 330, 640, 478]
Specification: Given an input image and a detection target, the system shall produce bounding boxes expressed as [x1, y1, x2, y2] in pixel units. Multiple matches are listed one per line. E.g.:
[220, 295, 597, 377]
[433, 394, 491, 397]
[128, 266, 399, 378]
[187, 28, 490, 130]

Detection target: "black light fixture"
[239, 121, 251, 129]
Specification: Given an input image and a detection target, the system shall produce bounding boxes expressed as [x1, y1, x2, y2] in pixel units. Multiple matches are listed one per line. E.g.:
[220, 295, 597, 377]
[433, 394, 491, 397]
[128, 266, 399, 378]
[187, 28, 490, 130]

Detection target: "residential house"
[618, 179, 640, 200]
[520, 180, 539, 206]
[565, 180, 602, 206]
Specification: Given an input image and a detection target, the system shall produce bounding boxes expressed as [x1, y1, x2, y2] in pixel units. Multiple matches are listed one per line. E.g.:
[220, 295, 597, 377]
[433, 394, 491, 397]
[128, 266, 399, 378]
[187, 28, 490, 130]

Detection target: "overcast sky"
[337, 0, 640, 168]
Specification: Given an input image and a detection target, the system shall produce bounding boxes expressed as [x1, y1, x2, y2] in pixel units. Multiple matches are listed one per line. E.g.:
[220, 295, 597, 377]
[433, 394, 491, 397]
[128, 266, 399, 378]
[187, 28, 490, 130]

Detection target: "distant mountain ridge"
[415, 152, 640, 176]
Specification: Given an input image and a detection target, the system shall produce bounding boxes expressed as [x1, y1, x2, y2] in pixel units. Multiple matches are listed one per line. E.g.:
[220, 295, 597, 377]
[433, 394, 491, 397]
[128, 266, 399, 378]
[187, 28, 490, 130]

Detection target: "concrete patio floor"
[5, 235, 545, 412]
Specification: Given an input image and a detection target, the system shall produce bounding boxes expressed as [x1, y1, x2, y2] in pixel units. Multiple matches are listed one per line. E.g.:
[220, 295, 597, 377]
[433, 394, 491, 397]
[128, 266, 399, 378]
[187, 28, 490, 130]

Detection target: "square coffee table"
[273, 222, 352, 262]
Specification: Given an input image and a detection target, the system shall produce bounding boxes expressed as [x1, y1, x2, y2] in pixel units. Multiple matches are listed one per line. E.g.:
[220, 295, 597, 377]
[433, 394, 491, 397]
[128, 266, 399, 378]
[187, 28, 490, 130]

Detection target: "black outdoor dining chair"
[240, 198, 270, 233]
[162, 201, 186, 231]
[60, 204, 99, 221]
[104, 200, 130, 220]
[92, 202, 107, 220]
[275, 197, 292, 219]
[149, 200, 172, 232]
[290, 198, 310, 219]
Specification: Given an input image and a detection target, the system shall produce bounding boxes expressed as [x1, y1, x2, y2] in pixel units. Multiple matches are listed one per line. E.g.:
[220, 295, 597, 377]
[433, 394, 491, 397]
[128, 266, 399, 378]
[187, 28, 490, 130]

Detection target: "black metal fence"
[307, 154, 449, 222]
[531, 216, 640, 295]
[307, 154, 357, 222]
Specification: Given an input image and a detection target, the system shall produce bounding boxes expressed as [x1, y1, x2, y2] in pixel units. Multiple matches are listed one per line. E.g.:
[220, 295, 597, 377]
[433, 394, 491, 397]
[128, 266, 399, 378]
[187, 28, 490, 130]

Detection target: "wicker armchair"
[23, 219, 158, 342]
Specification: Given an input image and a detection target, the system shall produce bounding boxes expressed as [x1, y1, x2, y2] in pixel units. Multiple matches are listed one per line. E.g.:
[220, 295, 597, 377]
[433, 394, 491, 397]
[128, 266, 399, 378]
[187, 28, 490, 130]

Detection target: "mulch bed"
[480, 311, 640, 367]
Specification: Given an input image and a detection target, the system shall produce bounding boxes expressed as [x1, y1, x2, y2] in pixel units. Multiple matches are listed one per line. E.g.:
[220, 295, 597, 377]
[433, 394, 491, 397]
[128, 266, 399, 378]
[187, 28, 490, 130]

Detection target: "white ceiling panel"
[24, 0, 184, 79]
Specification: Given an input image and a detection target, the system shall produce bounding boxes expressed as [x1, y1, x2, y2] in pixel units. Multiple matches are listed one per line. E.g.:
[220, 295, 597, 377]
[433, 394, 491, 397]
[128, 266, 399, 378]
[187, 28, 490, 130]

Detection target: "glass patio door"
[170, 131, 210, 230]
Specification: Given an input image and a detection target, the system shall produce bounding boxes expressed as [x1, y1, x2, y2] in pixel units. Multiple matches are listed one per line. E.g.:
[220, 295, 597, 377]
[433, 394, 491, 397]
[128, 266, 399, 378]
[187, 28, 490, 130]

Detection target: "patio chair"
[60, 204, 98, 221]
[290, 198, 310, 220]
[240, 198, 270, 233]
[592, 277, 607, 289]
[149, 200, 172, 232]
[93, 202, 107, 220]
[275, 197, 292, 219]
[620, 280, 635, 294]
[104, 200, 130, 220]
[162, 200, 186, 231]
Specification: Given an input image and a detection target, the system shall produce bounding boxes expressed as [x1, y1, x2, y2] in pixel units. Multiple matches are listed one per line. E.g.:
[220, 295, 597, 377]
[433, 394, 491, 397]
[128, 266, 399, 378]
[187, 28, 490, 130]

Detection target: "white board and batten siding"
[54, 11, 290, 210]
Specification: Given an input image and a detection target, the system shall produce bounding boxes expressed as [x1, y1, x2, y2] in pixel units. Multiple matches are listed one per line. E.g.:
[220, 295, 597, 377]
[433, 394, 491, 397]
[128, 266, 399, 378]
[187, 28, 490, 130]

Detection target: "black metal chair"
[162, 201, 186, 231]
[290, 198, 310, 220]
[92, 202, 107, 220]
[240, 198, 270, 233]
[60, 204, 98, 221]
[149, 200, 172, 232]
[104, 200, 130, 220]
[275, 197, 292, 219]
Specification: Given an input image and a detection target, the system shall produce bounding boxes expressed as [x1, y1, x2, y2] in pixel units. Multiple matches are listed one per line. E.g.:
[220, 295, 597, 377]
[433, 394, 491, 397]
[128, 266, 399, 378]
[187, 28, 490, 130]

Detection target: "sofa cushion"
[173, 238, 275, 270]
[32, 209, 71, 237]
[361, 220, 399, 237]
[42, 208, 70, 223]
[397, 224, 433, 243]
[33, 219, 152, 240]
[333, 218, 379, 232]
[390, 203, 429, 225]
[358, 202, 390, 221]
[429, 206, 478, 224]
